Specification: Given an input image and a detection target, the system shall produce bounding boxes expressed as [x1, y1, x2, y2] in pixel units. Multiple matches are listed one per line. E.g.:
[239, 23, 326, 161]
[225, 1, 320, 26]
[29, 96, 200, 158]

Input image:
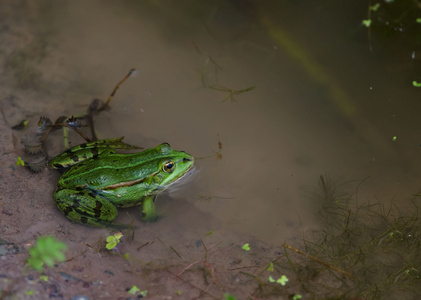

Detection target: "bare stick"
[105, 68, 136, 106]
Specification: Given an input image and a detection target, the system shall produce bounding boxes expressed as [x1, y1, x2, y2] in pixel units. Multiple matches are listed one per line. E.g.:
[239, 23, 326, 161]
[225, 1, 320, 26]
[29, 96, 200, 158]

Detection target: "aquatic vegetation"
[280, 175, 421, 299]
[241, 243, 250, 251]
[223, 293, 237, 300]
[127, 285, 147, 296]
[105, 232, 123, 250]
[362, 0, 421, 58]
[362, 3, 380, 28]
[16, 157, 25, 166]
[412, 81, 421, 87]
[268, 275, 288, 285]
[362, 19, 372, 28]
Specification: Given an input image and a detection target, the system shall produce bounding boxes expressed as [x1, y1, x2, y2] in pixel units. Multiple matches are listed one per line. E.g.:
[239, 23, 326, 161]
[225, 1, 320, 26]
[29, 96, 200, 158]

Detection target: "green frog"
[49, 137, 194, 227]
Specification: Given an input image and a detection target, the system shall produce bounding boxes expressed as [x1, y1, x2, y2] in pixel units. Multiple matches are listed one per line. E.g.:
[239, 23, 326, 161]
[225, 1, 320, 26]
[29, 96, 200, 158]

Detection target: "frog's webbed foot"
[53, 188, 118, 227]
[141, 195, 159, 222]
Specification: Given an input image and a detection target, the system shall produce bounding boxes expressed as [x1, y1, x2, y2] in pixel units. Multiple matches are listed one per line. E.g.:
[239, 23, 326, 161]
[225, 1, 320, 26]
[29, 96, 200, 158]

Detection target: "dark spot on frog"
[94, 201, 103, 218]
[72, 198, 81, 208]
[80, 216, 88, 224]
[61, 205, 73, 216]
[52, 163, 66, 170]
[87, 190, 98, 198]
[91, 148, 99, 157]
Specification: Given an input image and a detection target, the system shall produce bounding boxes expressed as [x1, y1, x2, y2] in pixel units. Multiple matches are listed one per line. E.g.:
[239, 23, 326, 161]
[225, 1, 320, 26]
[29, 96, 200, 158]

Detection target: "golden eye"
[163, 161, 175, 173]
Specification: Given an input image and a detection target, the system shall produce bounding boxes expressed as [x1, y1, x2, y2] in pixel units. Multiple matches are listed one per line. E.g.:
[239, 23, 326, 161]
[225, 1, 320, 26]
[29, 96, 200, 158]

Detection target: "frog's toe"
[140, 211, 159, 222]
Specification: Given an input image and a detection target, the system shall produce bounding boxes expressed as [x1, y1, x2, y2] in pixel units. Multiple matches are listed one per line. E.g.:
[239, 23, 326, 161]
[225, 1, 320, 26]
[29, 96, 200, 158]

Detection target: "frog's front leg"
[141, 195, 158, 222]
[53, 188, 118, 226]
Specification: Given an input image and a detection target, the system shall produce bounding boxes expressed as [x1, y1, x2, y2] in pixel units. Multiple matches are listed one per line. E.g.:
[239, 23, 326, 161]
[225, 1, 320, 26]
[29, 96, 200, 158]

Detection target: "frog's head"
[152, 143, 195, 189]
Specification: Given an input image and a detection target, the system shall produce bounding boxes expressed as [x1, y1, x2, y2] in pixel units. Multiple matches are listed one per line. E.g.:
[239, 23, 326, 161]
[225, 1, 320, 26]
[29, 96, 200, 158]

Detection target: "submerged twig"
[209, 85, 255, 103]
[283, 243, 357, 279]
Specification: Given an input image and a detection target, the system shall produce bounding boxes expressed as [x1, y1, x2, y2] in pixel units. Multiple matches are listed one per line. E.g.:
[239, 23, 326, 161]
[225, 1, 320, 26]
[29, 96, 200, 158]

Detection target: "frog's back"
[58, 150, 163, 189]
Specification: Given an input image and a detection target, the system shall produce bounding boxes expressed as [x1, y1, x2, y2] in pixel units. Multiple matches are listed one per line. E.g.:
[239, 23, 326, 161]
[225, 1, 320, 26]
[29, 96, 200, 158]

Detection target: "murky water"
[9, 0, 421, 244]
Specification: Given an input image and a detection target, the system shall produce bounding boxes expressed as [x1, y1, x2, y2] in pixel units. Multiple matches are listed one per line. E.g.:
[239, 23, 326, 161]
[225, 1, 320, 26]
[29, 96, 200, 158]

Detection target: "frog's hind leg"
[53, 188, 118, 227]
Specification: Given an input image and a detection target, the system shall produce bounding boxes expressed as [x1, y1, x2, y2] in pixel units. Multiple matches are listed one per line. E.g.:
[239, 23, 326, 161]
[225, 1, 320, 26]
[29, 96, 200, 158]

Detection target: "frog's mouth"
[166, 165, 196, 191]
[183, 165, 196, 179]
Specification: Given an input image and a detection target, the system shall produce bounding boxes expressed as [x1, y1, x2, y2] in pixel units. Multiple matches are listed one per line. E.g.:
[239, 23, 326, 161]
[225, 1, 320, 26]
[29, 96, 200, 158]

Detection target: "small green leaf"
[205, 229, 215, 236]
[242, 243, 250, 251]
[140, 290, 148, 297]
[39, 275, 49, 282]
[25, 290, 34, 295]
[105, 241, 117, 250]
[413, 80, 421, 87]
[267, 262, 274, 272]
[106, 232, 123, 250]
[392, 136, 397, 142]
[27, 236, 67, 272]
[277, 275, 289, 286]
[113, 232, 123, 240]
[417, 18, 421, 23]
[177, 290, 182, 295]
[293, 294, 303, 300]
[27, 258, 43, 271]
[269, 275, 289, 285]
[369, 3, 380, 11]
[16, 157, 25, 166]
[362, 19, 372, 27]
[128, 285, 140, 295]
[42, 255, 54, 267]
[223, 293, 237, 300]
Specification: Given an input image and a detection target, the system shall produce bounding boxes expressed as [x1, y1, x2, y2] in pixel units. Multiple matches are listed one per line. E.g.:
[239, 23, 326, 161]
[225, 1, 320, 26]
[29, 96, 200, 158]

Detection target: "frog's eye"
[163, 161, 175, 173]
